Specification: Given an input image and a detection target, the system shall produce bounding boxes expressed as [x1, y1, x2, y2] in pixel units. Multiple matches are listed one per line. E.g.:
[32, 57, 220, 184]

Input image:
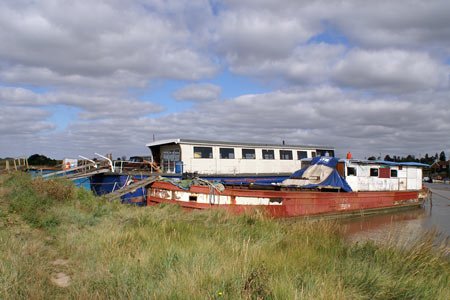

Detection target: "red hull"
[145, 181, 426, 218]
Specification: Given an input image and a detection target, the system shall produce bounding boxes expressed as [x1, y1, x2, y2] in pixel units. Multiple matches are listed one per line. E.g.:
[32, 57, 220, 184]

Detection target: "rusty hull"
[142, 181, 426, 218]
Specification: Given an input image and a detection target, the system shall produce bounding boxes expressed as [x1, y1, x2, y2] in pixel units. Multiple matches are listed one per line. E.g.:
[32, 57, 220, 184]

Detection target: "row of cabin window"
[193, 146, 312, 160]
[347, 167, 398, 178]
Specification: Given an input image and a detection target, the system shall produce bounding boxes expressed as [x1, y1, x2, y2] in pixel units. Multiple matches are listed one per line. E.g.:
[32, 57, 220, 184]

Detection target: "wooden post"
[13, 159, 17, 170]
[25, 157, 29, 169]
[5, 160, 9, 170]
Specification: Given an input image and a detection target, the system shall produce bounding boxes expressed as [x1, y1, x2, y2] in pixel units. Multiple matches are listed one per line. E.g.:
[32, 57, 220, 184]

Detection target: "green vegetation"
[27, 154, 60, 167]
[1, 172, 449, 299]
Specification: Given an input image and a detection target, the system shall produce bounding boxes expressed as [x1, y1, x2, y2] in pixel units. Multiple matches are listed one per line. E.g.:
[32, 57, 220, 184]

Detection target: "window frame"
[280, 150, 293, 160]
[219, 147, 235, 159]
[370, 168, 379, 177]
[390, 169, 398, 177]
[297, 151, 308, 160]
[262, 149, 275, 160]
[193, 146, 213, 159]
[347, 167, 357, 176]
[242, 148, 256, 159]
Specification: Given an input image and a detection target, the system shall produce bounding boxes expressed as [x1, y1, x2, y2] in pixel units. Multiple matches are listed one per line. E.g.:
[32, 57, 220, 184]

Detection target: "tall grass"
[0, 172, 449, 299]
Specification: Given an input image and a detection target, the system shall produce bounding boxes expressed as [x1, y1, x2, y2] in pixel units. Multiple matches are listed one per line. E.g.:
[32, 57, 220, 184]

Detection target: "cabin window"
[347, 167, 357, 176]
[370, 168, 379, 177]
[161, 149, 180, 172]
[262, 149, 274, 159]
[193, 147, 213, 159]
[220, 148, 235, 159]
[316, 149, 335, 157]
[297, 151, 307, 159]
[242, 149, 256, 159]
[311, 152, 316, 158]
[391, 169, 398, 177]
[301, 161, 311, 169]
[280, 150, 293, 160]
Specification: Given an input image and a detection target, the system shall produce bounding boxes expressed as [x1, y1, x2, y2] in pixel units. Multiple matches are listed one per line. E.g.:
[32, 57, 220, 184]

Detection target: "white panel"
[346, 176, 359, 191]
[235, 197, 279, 205]
[407, 167, 417, 190]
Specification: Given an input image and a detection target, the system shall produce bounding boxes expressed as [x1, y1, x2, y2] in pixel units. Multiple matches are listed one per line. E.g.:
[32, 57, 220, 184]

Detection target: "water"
[340, 183, 450, 243]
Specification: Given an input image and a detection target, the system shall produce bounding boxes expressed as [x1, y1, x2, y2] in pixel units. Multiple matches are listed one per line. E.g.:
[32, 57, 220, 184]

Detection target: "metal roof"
[300, 158, 430, 167]
[145, 138, 334, 149]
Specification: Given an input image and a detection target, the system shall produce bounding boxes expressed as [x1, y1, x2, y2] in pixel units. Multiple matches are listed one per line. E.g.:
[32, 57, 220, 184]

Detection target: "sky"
[0, 0, 449, 160]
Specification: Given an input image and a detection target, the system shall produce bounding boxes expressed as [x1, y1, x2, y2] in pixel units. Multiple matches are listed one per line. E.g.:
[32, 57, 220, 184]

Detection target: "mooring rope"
[429, 189, 450, 201]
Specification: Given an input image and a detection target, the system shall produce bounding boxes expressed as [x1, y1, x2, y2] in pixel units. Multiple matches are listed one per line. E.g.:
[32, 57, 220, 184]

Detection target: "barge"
[143, 156, 429, 218]
[59, 138, 429, 218]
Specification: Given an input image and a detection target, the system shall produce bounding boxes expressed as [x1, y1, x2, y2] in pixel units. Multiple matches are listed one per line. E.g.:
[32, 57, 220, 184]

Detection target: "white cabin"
[146, 139, 335, 176]
[300, 159, 426, 192]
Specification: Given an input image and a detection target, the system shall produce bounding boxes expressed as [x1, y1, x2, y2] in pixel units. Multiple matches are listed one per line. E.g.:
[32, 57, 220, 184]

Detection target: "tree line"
[367, 151, 446, 165]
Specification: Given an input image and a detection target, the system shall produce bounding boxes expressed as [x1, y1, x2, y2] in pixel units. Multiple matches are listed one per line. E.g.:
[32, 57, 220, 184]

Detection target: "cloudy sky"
[1, 0, 449, 159]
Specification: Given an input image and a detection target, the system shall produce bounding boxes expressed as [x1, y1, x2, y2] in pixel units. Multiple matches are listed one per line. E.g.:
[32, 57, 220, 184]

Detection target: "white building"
[343, 160, 424, 191]
[146, 139, 335, 175]
[298, 158, 426, 192]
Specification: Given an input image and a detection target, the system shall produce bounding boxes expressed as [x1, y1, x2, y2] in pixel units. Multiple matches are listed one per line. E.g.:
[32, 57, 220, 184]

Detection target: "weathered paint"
[345, 163, 423, 192]
[145, 181, 426, 218]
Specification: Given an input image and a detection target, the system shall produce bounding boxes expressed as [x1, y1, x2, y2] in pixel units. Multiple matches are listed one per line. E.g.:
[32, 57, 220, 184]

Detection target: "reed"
[1, 172, 449, 299]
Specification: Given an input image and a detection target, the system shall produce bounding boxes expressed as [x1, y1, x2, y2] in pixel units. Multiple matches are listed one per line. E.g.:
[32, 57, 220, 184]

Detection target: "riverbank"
[1, 172, 449, 299]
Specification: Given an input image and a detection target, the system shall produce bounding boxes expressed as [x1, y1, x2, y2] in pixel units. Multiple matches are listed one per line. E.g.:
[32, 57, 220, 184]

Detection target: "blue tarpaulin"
[286, 156, 353, 192]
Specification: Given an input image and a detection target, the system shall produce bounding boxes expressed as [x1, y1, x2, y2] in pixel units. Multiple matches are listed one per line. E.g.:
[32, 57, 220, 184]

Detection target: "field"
[0, 172, 449, 299]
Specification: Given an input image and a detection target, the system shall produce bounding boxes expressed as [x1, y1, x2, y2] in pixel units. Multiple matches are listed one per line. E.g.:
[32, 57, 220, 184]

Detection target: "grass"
[0, 172, 449, 299]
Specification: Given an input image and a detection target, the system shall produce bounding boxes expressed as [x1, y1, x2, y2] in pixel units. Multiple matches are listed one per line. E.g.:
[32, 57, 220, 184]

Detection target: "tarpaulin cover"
[283, 156, 353, 192]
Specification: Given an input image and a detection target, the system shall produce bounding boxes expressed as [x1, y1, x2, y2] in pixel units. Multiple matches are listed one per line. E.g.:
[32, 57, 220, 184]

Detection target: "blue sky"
[0, 0, 449, 159]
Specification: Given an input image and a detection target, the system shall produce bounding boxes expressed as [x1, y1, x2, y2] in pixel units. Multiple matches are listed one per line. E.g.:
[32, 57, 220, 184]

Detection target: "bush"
[4, 173, 75, 228]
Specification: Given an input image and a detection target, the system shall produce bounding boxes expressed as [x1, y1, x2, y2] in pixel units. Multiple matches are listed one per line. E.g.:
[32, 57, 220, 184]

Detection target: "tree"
[439, 151, 446, 162]
[28, 154, 58, 166]
[367, 156, 376, 161]
[384, 155, 393, 161]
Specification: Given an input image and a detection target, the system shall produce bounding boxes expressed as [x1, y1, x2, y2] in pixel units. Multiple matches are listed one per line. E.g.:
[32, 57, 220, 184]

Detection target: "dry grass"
[0, 172, 449, 299]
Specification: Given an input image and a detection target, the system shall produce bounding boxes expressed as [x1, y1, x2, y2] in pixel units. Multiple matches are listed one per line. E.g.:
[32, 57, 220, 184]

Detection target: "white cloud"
[0, 105, 54, 135]
[0, 87, 165, 120]
[172, 83, 221, 102]
[328, 0, 450, 53]
[0, 0, 218, 88]
[2, 86, 449, 159]
[332, 49, 448, 93]
[0, 0, 450, 160]
[230, 43, 346, 85]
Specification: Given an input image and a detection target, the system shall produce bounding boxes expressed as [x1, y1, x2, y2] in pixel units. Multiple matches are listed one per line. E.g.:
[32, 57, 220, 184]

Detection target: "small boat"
[143, 157, 429, 218]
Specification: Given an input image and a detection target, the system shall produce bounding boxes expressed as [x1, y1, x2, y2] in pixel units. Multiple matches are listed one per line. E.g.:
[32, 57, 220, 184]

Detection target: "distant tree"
[28, 154, 58, 166]
[384, 155, 393, 161]
[439, 151, 446, 161]
[404, 154, 418, 162]
[367, 156, 376, 161]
